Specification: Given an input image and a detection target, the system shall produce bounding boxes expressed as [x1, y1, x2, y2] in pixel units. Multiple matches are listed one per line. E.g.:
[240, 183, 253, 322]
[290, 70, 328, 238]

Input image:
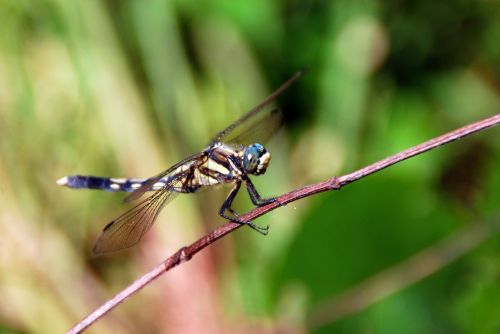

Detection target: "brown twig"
[66, 113, 500, 334]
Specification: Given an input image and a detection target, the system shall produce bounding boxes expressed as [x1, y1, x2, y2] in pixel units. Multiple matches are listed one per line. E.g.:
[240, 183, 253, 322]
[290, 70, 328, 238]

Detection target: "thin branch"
[66, 113, 500, 334]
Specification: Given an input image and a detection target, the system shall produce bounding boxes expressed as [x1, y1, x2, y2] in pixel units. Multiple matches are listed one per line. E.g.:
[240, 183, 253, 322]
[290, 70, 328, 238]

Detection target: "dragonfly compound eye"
[243, 143, 271, 175]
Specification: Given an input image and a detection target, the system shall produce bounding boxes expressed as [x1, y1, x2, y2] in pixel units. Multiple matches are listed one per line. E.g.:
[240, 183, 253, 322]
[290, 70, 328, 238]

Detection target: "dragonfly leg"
[244, 178, 276, 206]
[220, 181, 269, 235]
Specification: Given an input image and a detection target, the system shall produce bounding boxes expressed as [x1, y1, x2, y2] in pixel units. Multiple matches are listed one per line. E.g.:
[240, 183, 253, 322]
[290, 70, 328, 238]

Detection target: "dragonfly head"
[243, 143, 271, 175]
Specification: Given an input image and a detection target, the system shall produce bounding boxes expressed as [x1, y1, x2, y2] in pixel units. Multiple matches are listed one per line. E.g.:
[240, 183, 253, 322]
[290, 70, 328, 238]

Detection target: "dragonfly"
[58, 70, 304, 255]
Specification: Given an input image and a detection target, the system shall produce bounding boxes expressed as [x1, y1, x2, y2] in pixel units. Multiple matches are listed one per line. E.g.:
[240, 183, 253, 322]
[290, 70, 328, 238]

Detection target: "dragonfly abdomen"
[56, 175, 166, 192]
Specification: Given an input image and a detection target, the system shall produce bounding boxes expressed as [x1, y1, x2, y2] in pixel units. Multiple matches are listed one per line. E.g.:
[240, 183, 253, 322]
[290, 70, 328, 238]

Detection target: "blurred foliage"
[0, 0, 499, 333]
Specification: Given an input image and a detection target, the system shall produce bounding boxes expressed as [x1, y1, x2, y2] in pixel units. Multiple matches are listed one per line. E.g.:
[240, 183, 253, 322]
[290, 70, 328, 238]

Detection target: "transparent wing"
[123, 152, 204, 203]
[227, 108, 284, 146]
[92, 176, 186, 255]
[210, 69, 305, 145]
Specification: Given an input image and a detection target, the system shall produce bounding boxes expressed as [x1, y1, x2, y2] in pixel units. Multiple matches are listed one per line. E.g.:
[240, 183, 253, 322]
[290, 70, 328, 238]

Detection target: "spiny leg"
[219, 181, 269, 235]
[244, 177, 276, 206]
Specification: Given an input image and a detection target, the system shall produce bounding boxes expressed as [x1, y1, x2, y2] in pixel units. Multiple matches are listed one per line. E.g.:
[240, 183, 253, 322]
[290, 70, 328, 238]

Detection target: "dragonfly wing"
[210, 70, 305, 145]
[123, 152, 204, 203]
[227, 108, 284, 146]
[93, 176, 186, 255]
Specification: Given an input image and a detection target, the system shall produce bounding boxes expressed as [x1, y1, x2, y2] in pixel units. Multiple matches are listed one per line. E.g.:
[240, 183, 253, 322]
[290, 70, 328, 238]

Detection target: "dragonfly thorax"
[242, 143, 271, 175]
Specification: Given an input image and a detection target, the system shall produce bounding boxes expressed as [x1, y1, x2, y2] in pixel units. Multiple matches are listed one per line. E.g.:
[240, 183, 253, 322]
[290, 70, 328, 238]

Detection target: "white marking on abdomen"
[130, 183, 141, 189]
[152, 181, 166, 189]
[56, 176, 68, 186]
[110, 178, 127, 184]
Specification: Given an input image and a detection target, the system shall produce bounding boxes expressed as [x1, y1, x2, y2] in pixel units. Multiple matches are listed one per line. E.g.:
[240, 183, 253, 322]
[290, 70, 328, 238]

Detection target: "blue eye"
[243, 144, 270, 175]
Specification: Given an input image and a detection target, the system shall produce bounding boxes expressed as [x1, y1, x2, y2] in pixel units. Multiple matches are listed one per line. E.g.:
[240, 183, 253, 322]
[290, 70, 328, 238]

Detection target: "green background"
[0, 1, 499, 333]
